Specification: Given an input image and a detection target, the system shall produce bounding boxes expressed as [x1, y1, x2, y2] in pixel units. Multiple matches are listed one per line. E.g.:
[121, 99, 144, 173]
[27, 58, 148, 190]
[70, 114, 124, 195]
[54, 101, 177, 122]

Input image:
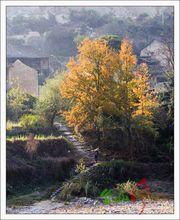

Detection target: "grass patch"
[7, 191, 46, 207]
[6, 122, 62, 139]
[7, 183, 60, 207]
[7, 137, 76, 196]
[6, 121, 21, 131]
[6, 135, 69, 142]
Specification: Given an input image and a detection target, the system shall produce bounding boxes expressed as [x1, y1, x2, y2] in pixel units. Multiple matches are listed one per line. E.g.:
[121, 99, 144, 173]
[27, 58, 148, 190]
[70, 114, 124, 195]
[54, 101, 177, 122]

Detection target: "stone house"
[7, 57, 50, 75]
[7, 59, 38, 96]
[7, 56, 51, 85]
[139, 40, 168, 90]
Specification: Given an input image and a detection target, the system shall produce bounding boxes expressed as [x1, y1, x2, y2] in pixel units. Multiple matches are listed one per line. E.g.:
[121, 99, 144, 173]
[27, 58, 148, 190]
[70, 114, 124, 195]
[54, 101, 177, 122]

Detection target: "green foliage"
[165, 71, 174, 122]
[57, 160, 173, 200]
[36, 72, 66, 127]
[6, 87, 27, 121]
[154, 71, 174, 160]
[100, 188, 113, 204]
[101, 35, 121, 50]
[6, 121, 20, 131]
[20, 114, 40, 131]
[8, 8, 173, 58]
[7, 87, 37, 121]
[99, 187, 131, 205]
[57, 160, 139, 200]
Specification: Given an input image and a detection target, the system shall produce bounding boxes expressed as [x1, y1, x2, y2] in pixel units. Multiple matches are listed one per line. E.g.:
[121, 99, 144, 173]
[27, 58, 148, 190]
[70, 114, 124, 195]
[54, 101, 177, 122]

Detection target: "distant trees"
[69, 9, 109, 28]
[101, 35, 121, 51]
[7, 8, 173, 60]
[45, 26, 77, 56]
[60, 38, 158, 137]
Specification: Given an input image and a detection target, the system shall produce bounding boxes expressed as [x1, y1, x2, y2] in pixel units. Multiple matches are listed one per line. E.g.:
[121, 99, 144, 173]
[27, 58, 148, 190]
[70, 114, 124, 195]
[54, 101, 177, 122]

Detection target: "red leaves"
[129, 177, 151, 214]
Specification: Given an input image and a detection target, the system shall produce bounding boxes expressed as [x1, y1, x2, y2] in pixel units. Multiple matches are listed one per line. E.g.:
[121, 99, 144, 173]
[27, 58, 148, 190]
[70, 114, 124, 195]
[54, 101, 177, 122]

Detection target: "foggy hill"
[7, 6, 174, 71]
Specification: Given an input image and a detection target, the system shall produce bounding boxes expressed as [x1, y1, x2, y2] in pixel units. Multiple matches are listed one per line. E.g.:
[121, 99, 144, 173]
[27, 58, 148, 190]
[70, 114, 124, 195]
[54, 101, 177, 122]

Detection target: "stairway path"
[54, 122, 95, 165]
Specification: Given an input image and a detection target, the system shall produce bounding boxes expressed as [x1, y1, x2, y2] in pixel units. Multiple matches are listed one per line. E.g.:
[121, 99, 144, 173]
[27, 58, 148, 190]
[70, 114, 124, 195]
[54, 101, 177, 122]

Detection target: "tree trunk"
[50, 112, 56, 128]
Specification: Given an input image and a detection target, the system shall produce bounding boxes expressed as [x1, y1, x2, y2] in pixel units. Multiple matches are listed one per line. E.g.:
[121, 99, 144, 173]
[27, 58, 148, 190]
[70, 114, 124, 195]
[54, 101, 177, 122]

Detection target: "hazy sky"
[7, 6, 173, 19]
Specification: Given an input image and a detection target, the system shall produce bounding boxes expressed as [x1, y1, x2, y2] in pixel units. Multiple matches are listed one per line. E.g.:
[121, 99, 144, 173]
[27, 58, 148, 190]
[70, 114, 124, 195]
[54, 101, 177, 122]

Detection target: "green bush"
[6, 121, 21, 131]
[20, 114, 41, 130]
[7, 87, 37, 121]
[57, 160, 138, 200]
[115, 180, 139, 199]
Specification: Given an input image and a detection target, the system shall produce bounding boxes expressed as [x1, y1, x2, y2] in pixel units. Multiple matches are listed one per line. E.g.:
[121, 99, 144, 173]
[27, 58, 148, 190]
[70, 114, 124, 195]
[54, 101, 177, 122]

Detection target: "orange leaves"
[60, 38, 119, 129]
[119, 38, 137, 78]
[60, 37, 158, 130]
[132, 63, 158, 125]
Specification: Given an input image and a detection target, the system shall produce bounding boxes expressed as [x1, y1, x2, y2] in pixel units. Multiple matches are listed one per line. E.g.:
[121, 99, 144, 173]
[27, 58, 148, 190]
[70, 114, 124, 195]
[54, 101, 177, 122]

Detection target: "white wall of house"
[8, 59, 38, 96]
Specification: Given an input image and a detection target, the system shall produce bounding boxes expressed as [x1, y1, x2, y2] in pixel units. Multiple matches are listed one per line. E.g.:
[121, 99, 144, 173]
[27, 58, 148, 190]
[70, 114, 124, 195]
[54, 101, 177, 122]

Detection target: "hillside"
[7, 6, 174, 72]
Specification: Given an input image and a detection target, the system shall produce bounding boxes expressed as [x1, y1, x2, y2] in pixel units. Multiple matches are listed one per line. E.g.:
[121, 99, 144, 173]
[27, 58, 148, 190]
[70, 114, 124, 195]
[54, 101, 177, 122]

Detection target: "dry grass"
[6, 137, 76, 195]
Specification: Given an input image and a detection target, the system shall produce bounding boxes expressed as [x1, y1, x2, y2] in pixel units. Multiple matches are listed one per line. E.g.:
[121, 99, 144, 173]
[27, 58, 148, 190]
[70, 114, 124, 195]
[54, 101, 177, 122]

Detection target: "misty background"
[7, 6, 174, 73]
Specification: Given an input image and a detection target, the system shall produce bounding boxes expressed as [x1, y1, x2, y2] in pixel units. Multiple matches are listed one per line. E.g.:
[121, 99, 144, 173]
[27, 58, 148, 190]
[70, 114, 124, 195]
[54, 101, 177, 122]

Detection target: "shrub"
[20, 114, 41, 131]
[7, 87, 37, 121]
[6, 125, 61, 138]
[58, 176, 100, 201]
[58, 160, 136, 200]
[6, 121, 21, 131]
[57, 160, 173, 200]
[115, 180, 140, 200]
[75, 158, 86, 174]
[35, 157, 75, 182]
[116, 180, 137, 194]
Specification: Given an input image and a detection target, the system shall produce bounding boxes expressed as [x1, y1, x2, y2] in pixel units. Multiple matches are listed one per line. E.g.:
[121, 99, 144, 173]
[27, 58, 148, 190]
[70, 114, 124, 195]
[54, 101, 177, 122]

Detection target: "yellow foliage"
[132, 63, 158, 126]
[118, 38, 137, 81]
[60, 38, 119, 129]
[60, 37, 158, 131]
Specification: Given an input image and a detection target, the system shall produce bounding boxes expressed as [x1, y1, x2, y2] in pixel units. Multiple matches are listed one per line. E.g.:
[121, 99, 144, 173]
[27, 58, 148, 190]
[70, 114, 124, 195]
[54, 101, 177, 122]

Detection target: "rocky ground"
[7, 197, 174, 214]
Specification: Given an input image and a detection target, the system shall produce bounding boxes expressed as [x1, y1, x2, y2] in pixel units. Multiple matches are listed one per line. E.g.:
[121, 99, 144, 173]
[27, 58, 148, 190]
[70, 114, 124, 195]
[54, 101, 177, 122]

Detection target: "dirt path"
[7, 181, 174, 214]
[7, 198, 174, 214]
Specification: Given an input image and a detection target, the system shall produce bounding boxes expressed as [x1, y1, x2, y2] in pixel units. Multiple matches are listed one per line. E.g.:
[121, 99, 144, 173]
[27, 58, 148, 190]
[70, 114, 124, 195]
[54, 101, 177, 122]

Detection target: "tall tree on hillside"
[60, 37, 159, 157]
[116, 38, 137, 133]
[132, 63, 158, 129]
[60, 38, 119, 135]
[36, 73, 65, 127]
[115, 38, 137, 159]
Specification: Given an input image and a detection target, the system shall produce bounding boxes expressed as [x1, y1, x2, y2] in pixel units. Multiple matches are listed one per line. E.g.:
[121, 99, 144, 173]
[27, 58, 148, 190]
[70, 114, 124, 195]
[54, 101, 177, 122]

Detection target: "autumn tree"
[132, 63, 158, 129]
[113, 38, 137, 135]
[60, 37, 159, 154]
[60, 38, 119, 135]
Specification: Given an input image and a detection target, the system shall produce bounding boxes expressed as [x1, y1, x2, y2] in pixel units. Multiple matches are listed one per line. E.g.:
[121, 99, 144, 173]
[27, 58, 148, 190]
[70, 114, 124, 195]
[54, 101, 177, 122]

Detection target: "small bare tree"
[26, 134, 39, 160]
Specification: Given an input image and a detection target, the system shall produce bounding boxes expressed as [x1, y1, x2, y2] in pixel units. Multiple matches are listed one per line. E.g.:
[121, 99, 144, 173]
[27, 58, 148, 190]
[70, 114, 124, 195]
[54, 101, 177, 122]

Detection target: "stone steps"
[55, 122, 95, 163]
